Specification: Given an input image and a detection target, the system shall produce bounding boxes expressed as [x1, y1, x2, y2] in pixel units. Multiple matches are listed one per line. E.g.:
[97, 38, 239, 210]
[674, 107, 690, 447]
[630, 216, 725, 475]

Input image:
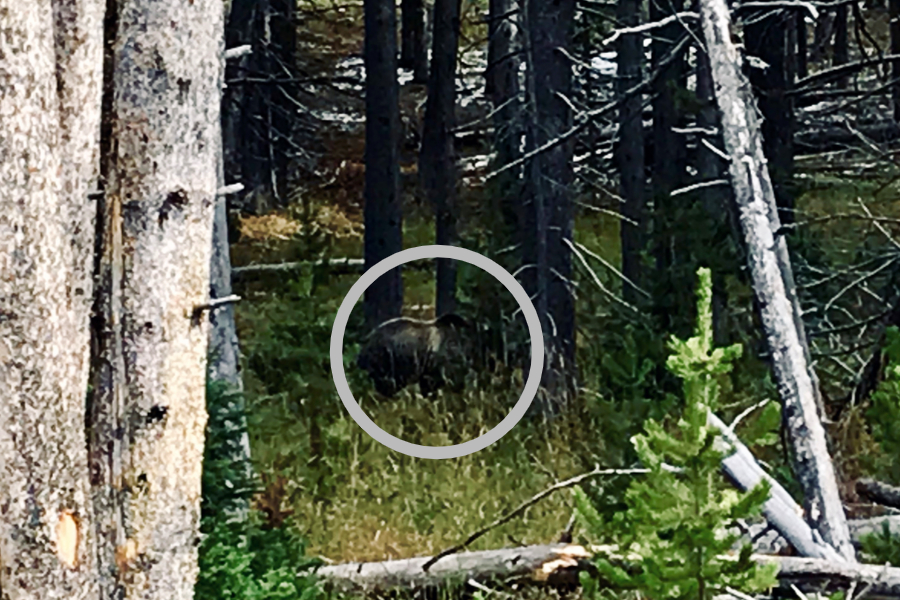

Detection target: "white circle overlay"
[330, 245, 544, 460]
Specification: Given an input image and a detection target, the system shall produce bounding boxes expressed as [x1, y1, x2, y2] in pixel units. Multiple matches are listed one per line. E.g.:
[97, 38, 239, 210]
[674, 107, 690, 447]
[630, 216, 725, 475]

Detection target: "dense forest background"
[207, 0, 900, 579]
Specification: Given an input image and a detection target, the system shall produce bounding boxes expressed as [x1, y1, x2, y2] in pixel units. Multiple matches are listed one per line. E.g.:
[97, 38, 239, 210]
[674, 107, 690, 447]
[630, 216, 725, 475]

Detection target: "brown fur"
[356, 314, 475, 397]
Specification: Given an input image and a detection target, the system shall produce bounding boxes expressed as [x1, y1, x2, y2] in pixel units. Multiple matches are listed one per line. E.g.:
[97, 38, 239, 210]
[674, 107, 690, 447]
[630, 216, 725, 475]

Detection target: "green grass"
[232, 208, 637, 564]
[230, 132, 900, 571]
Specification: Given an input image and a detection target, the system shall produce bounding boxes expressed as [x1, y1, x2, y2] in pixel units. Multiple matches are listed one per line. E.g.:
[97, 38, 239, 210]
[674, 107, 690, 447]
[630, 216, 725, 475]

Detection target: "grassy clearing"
[228, 0, 900, 567]
[230, 169, 900, 565]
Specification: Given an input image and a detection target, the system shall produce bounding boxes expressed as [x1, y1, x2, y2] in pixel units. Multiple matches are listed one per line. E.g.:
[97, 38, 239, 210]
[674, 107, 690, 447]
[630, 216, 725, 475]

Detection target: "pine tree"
[575, 267, 778, 600]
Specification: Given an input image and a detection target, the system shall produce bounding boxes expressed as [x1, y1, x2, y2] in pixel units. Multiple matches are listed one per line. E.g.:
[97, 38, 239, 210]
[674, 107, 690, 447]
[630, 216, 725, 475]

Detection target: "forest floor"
[226, 0, 900, 566]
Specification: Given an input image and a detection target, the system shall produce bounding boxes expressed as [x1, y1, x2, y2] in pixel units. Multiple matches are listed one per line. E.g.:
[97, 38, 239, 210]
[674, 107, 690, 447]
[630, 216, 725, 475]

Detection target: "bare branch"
[421, 468, 649, 572]
[602, 12, 700, 46]
[670, 178, 730, 196]
[224, 45, 252, 60]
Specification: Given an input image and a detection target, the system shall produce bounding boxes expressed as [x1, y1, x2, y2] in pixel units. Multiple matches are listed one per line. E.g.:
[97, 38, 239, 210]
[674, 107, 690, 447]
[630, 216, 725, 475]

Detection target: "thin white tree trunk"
[0, 0, 99, 596]
[697, 0, 856, 562]
[101, 0, 225, 595]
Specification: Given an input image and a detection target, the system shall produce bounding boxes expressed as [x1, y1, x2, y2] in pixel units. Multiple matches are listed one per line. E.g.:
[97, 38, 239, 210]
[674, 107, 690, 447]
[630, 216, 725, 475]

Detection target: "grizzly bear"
[356, 313, 477, 398]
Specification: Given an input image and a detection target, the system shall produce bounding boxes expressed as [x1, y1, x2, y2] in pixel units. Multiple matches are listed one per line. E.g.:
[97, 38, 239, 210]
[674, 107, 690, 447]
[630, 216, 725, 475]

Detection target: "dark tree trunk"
[745, 9, 794, 224]
[487, 0, 521, 253]
[401, 0, 429, 83]
[229, 0, 266, 208]
[364, 0, 404, 328]
[268, 0, 297, 204]
[221, 0, 250, 218]
[810, 10, 835, 64]
[420, 0, 462, 317]
[833, 4, 849, 87]
[616, 0, 646, 305]
[696, 46, 732, 346]
[796, 11, 808, 79]
[224, 0, 297, 209]
[892, 0, 900, 120]
[524, 0, 577, 412]
[650, 0, 685, 333]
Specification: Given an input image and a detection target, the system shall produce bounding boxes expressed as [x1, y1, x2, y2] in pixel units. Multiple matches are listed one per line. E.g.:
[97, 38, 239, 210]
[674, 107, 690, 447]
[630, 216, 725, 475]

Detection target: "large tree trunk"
[0, 0, 102, 595]
[523, 0, 577, 412]
[699, 0, 856, 563]
[616, 0, 646, 305]
[401, 0, 429, 83]
[364, 0, 405, 328]
[420, 0, 462, 317]
[95, 0, 224, 596]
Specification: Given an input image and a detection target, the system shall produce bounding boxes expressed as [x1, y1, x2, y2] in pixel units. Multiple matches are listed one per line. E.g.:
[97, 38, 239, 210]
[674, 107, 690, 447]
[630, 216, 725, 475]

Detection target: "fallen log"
[315, 544, 591, 595]
[857, 479, 900, 511]
[313, 543, 900, 597]
[232, 258, 364, 281]
[737, 516, 900, 554]
[232, 258, 435, 282]
[768, 556, 900, 598]
[710, 412, 845, 561]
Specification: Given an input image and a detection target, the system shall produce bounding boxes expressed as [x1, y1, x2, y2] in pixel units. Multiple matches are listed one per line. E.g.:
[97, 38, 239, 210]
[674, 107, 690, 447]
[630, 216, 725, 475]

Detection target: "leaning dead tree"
[698, 0, 855, 562]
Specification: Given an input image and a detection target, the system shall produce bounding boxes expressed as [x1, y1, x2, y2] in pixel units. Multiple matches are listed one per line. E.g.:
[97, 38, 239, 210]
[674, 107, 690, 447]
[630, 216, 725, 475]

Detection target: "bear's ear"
[435, 313, 471, 331]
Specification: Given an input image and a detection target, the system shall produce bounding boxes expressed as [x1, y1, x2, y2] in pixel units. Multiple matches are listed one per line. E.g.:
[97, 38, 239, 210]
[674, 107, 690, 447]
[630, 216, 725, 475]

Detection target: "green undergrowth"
[197, 380, 326, 600]
[575, 268, 779, 600]
[231, 205, 791, 565]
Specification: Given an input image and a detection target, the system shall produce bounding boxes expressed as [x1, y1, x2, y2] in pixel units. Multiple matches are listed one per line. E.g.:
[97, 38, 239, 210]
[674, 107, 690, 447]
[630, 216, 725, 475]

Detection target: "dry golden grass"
[237, 204, 362, 243]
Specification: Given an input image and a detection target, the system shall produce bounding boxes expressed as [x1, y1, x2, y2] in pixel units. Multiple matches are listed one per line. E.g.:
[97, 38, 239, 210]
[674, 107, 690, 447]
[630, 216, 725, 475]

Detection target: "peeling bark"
[0, 0, 100, 596]
[98, 0, 225, 595]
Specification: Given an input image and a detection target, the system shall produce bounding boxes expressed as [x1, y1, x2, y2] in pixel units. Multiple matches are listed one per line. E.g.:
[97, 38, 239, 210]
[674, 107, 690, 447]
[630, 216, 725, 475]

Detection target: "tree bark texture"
[0, 0, 101, 596]
[616, 0, 646, 305]
[364, 0, 405, 328]
[698, 0, 856, 562]
[99, 0, 224, 596]
[420, 0, 462, 317]
[54, 0, 106, 410]
[401, 0, 429, 82]
[524, 0, 577, 411]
